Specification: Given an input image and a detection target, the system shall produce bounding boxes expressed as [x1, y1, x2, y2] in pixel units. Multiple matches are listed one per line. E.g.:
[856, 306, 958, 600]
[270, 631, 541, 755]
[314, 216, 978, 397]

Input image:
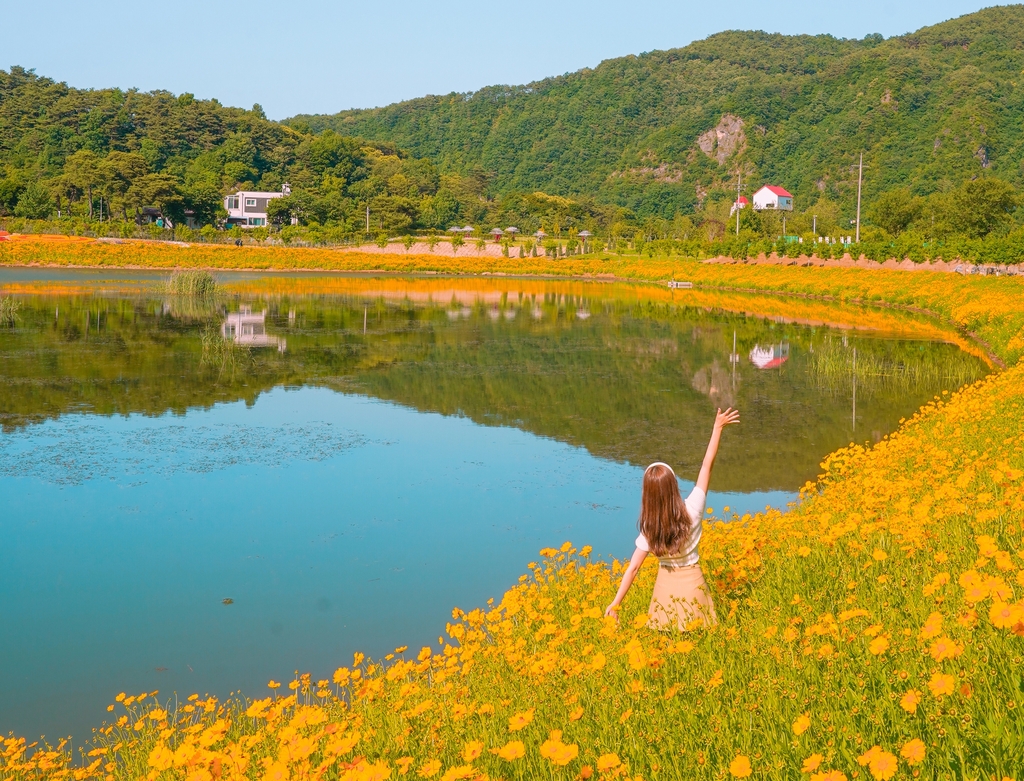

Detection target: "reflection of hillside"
[0, 291, 988, 492]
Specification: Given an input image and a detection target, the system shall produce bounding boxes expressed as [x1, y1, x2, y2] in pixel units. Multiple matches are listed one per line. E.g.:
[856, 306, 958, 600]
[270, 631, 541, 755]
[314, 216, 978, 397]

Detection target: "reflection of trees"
[0, 294, 987, 492]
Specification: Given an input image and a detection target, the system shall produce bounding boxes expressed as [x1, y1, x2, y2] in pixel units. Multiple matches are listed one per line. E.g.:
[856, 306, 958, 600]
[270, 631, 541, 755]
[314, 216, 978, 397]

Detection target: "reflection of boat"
[749, 342, 789, 369]
[221, 307, 286, 352]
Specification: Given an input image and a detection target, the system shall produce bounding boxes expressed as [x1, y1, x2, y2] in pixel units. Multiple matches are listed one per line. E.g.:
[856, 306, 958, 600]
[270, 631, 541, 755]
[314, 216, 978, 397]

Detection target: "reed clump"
[166, 269, 218, 297]
[0, 295, 21, 326]
[200, 326, 252, 372]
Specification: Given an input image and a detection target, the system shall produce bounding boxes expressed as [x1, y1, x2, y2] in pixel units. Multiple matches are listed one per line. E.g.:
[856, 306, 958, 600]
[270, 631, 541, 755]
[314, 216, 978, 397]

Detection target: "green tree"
[14, 182, 54, 219]
[950, 178, 1020, 238]
[868, 189, 921, 236]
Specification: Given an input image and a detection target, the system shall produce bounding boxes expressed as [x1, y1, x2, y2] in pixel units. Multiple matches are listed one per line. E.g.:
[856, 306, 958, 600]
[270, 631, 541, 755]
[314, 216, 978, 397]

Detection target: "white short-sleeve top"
[634, 486, 707, 567]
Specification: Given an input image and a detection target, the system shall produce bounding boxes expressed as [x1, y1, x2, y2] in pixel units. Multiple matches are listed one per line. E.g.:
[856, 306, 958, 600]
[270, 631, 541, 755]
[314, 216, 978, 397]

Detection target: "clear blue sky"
[6, 0, 998, 120]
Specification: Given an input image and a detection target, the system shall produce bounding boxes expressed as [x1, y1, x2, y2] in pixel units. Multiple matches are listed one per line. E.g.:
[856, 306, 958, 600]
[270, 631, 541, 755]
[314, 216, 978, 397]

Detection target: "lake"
[0, 270, 988, 742]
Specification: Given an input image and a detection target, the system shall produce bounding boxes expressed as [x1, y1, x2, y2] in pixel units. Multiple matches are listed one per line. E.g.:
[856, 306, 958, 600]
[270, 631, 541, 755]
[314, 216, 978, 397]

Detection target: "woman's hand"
[714, 407, 741, 431]
[604, 604, 620, 622]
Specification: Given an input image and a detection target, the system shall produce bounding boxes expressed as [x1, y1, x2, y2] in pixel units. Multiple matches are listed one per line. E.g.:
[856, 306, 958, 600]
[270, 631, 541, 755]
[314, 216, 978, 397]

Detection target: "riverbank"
[2, 248, 1023, 781]
[3, 236, 1023, 366]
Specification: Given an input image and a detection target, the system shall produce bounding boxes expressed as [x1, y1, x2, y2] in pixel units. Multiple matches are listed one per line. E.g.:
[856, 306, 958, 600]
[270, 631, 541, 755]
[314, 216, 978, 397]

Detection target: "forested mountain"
[2, 6, 1023, 245]
[290, 6, 1024, 225]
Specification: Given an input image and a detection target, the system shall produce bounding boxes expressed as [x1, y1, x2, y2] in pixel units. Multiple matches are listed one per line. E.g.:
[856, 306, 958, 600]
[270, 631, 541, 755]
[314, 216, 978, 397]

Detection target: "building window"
[226, 196, 239, 209]
[245, 198, 257, 207]
[247, 217, 265, 227]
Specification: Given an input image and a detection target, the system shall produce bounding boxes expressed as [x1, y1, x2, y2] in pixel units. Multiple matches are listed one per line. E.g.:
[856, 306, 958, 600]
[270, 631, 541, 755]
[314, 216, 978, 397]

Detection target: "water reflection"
[221, 307, 287, 352]
[749, 342, 790, 369]
[0, 272, 993, 742]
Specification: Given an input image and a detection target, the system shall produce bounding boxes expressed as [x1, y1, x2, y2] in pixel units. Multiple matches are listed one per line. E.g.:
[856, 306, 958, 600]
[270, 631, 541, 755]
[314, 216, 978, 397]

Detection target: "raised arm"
[604, 546, 649, 618]
[695, 407, 740, 496]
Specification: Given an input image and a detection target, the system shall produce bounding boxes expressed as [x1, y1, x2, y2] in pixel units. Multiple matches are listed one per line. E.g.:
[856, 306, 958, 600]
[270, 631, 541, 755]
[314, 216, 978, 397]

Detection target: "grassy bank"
[2, 248, 1023, 781]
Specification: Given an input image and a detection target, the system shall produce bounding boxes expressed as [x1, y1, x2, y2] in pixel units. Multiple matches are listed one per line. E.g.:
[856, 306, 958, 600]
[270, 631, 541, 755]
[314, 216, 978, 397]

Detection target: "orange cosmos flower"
[900, 689, 922, 713]
[990, 601, 1023, 629]
[539, 731, 578, 766]
[462, 740, 483, 762]
[868, 636, 889, 655]
[900, 739, 926, 766]
[928, 672, 956, 697]
[596, 753, 621, 771]
[810, 773, 848, 781]
[491, 741, 525, 761]
[793, 713, 811, 735]
[729, 754, 752, 778]
[929, 636, 962, 661]
[508, 709, 535, 731]
[417, 759, 441, 778]
[802, 754, 824, 772]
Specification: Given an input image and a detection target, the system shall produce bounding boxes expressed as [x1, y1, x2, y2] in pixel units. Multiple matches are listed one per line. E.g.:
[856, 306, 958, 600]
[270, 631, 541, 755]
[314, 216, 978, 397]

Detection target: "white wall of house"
[752, 185, 793, 211]
[224, 189, 286, 227]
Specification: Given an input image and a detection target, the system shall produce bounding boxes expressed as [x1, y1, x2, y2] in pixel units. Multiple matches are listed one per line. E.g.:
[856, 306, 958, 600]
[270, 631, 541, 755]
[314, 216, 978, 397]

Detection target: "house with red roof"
[729, 195, 749, 216]
[752, 185, 793, 211]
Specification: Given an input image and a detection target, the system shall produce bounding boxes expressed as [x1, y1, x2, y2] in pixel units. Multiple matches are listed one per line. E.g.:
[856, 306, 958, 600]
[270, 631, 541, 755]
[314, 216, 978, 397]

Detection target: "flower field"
[2, 246, 1024, 781]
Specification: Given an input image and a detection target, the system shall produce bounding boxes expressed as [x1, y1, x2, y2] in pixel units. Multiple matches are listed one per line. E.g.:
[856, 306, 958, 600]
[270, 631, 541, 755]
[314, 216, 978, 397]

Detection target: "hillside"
[290, 6, 1024, 221]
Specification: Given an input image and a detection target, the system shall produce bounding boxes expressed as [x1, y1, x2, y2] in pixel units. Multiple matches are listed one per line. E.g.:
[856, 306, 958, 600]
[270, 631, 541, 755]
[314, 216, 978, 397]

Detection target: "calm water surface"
[0, 271, 987, 740]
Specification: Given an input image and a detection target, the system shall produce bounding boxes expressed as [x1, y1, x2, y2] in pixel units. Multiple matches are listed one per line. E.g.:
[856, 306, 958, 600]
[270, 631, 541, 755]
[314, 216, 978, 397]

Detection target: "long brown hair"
[638, 464, 692, 556]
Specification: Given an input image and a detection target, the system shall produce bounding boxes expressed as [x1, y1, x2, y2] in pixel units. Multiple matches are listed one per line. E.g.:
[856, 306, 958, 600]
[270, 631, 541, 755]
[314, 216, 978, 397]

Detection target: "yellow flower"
[417, 759, 441, 778]
[798, 546, 811, 557]
[810, 772, 848, 781]
[507, 708, 535, 731]
[802, 754, 823, 773]
[900, 738, 926, 766]
[539, 731, 579, 766]
[707, 669, 724, 688]
[868, 636, 889, 655]
[568, 706, 584, 721]
[596, 753, 621, 771]
[929, 636, 962, 661]
[396, 757, 413, 776]
[990, 601, 1023, 629]
[729, 754, 752, 778]
[872, 549, 888, 561]
[462, 740, 483, 763]
[900, 689, 922, 713]
[267, 680, 281, 690]
[928, 672, 956, 697]
[868, 751, 898, 780]
[439, 765, 476, 781]
[492, 741, 525, 761]
[793, 713, 811, 735]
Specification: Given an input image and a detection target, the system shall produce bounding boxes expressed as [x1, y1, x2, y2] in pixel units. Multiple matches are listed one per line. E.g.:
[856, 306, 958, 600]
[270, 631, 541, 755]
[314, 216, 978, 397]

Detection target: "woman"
[605, 407, 740, 631]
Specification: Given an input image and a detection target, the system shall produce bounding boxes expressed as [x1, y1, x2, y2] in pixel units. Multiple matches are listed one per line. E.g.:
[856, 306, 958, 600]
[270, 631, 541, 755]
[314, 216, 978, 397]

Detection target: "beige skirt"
[648, 563, 718, 631]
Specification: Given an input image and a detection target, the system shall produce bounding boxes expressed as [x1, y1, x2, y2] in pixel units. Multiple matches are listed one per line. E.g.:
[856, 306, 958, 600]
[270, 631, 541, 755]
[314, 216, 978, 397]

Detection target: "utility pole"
[735, 171, 742, 236]
[365, 204, 370, 235]
[855, 152, 863, 244]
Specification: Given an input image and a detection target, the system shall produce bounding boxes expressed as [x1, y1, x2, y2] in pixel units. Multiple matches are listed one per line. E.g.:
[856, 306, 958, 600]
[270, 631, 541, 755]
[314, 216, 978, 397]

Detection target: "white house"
[752, 185, 793, 211]
[224, 184, 290, 227]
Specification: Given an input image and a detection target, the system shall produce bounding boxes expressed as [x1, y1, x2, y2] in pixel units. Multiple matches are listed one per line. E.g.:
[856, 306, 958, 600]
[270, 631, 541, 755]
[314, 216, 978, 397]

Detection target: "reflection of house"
[749, 342, 789, 369]
[221, 307, 286, 352]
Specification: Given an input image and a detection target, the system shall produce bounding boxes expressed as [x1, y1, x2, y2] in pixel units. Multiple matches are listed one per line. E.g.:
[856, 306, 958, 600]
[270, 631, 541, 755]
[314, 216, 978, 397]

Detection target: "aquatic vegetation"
[2, 261, 1023, 780]
[165, 270, 218, 298]
[0, 295, 20, 326]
